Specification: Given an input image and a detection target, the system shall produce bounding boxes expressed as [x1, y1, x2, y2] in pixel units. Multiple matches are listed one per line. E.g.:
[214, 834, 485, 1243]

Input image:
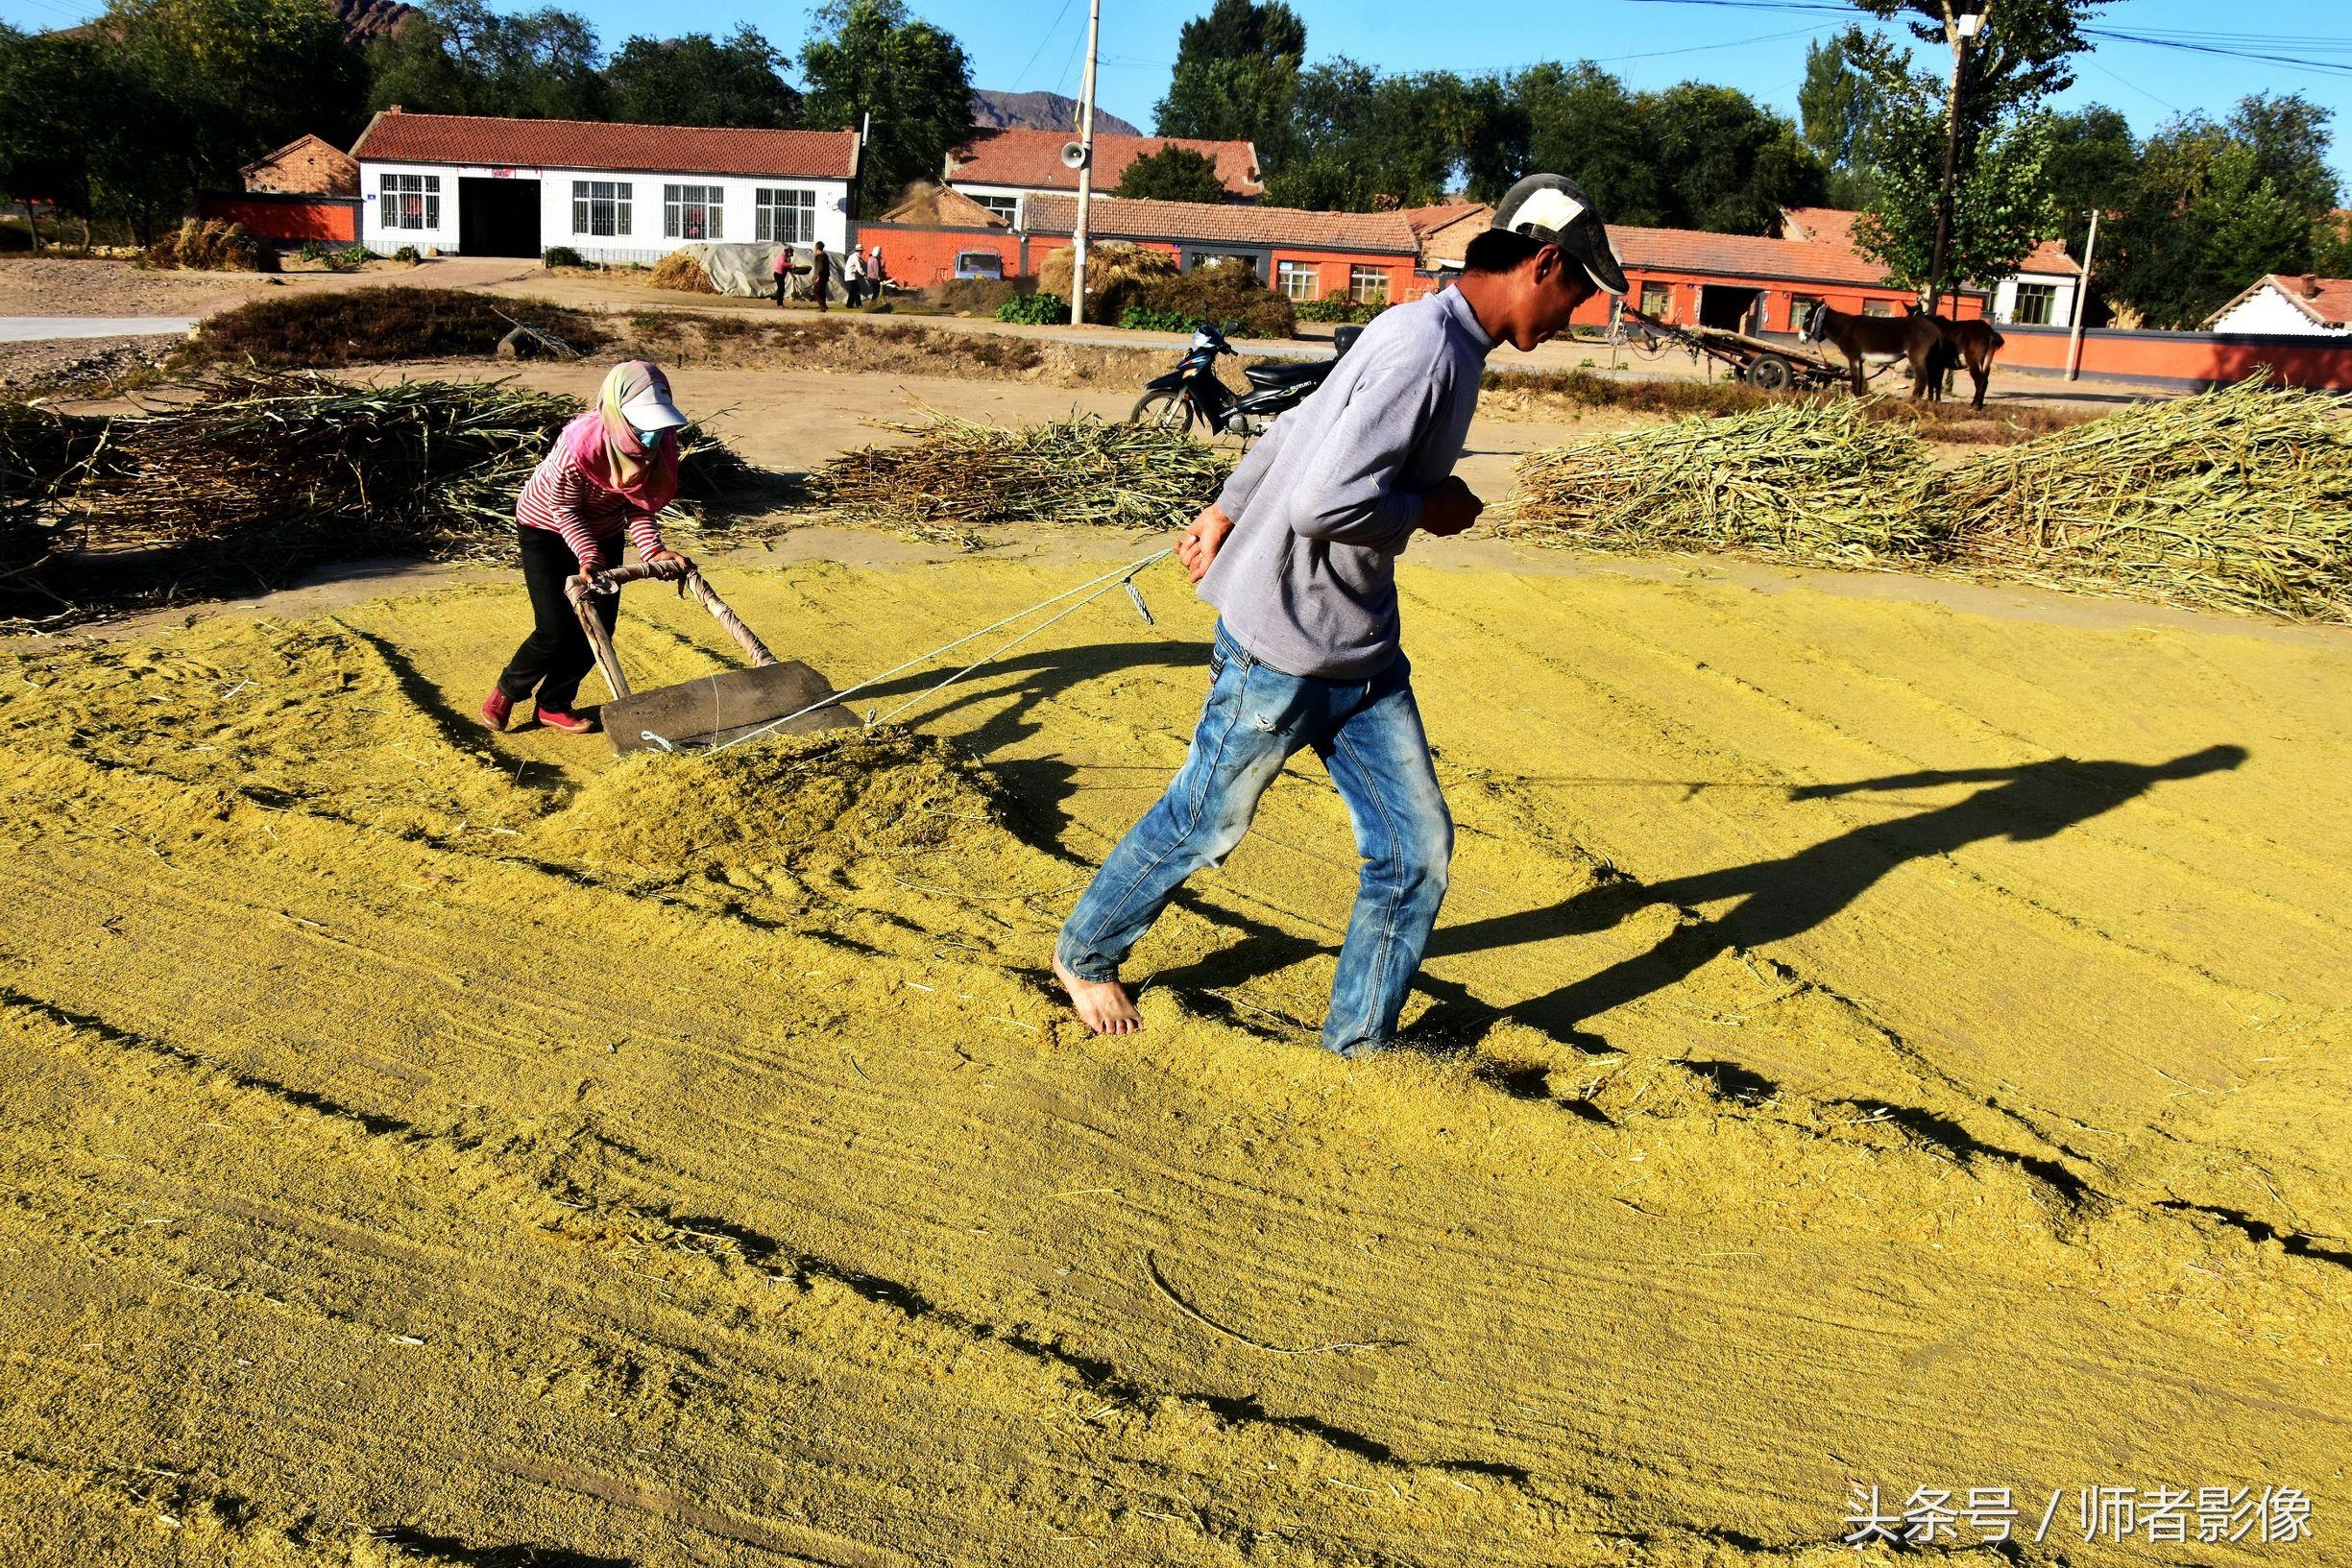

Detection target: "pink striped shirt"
[515, 441, 666, 569]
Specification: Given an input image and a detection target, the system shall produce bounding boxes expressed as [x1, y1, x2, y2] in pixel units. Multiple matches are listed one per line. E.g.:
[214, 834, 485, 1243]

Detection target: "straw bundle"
[2, 373, 748, 628]
[648, 252, 717, 294]
[807, 411, 1231, 546]
[1495, 398, 1939, 566]
[1932, 377, 2352, 620]
[1036, 242, 1175, 302]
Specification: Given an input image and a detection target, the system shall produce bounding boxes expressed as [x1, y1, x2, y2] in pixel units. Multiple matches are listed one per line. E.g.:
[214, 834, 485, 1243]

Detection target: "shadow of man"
[1426, 744, 2248, 1044]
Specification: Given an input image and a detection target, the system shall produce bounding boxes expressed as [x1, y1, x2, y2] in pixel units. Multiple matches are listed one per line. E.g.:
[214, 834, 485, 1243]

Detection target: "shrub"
[543, 245, 586, 269]
[996, 292, 1070, 326]
[335, 244, 374, 268]
[176, 287, 609, 370]
[148, 219, 261, 272]
[1118, 305, 1197, 333]
[1132, 261, 1295, 338]
[393, 245, 421, 265]
[1296, 297, 1385, 325]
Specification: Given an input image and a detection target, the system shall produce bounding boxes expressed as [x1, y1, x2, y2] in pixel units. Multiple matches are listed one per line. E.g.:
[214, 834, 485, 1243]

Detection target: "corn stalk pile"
[1, 373, 751, 630]
[805, 411, 1233, 548]
[1493, 399, 1941, 567]
[1498, 379, 2352, 622]
[1931, 378, 2352, 621]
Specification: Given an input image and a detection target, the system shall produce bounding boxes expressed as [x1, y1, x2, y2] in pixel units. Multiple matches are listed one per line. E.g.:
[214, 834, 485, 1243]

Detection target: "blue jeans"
[1056, 621, 1452, 1056]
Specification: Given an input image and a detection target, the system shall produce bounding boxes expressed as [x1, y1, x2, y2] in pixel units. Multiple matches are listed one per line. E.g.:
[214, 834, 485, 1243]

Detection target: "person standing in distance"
[1052, 176, 1627, 1053]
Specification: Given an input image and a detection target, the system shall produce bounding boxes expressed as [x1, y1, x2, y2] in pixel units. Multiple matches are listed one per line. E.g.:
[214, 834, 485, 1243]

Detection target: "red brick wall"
[854, 224, 1025, 288]
[1262, 251, 1418, 305]
[195, 195, 358, 244]
[1993, 324, 2352, 391]
[1581, 270, 1986, 330]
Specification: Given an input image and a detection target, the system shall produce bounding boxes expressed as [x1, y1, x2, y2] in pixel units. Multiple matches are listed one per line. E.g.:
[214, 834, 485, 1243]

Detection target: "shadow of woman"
[1424, 744, 2248, 1044]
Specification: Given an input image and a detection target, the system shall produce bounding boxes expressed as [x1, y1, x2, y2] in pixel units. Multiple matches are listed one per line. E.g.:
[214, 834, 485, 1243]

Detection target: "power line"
[1009, 0, 1079, 93]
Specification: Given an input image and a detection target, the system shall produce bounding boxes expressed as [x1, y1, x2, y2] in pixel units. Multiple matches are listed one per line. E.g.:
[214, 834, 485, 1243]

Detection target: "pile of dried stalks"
[1933, 378, 2352, 620]
[1495, 398, 1939, 566]
[804, 411, 1232, 547]
[648, 252, 717, 294]
[1497, 378, 2352, 621]
[1, 373, 751, 629]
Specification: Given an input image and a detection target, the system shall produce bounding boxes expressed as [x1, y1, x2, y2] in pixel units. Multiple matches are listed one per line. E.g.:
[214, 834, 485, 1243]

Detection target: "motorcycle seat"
[1244, 358, 1329, 391]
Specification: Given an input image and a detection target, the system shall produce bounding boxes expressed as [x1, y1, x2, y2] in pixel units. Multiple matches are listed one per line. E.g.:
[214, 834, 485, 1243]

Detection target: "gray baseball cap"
[1491, 173, 1628, 296]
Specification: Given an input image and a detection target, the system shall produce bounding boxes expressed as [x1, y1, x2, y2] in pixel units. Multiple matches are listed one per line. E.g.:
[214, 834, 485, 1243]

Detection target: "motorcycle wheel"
[1128, 391, 1196, 435]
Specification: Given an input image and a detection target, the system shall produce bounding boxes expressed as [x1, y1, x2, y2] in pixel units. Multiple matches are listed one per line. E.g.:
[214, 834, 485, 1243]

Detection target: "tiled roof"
[876, 184, 1009, 229]
[1782, 205, 2077, 277]
[352, 109, 861, 180]
[946, 130, 1261, 198]
[1022, 195, 1418, 254]
[2265, 274, 2352, 327]
[1612, 225, 1895, 287]
[1401, 200, 1489, 238]
[1778, 205, 1856, 250]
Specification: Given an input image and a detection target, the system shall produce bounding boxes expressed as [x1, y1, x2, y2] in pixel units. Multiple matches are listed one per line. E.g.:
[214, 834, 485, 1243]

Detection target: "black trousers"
[497, 526, 617, 712]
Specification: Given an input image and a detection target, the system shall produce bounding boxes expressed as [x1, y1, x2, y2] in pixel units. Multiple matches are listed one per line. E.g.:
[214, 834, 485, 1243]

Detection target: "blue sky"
[8, 0, 2348, 186]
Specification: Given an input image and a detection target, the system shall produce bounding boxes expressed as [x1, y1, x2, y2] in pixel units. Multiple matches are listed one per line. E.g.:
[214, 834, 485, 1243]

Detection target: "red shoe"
[479, 689, 514, 733]
[535, 707, 595, 735]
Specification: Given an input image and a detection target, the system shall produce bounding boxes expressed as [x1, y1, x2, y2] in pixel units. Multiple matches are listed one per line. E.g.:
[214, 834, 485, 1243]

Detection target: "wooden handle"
[565, 575, 631, 700]
[575, 563, 779, 671]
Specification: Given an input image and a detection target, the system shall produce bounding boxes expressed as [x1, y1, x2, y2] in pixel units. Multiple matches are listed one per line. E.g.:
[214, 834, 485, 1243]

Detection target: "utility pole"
[1068, 0, 1102, 329]
[2065, 205, 2098, 382]
[1926, 0, 1986, 318]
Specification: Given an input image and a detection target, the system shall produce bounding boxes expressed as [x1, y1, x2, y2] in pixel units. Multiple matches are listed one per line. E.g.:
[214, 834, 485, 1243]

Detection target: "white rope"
[696, 548, 1171, 757]
[869, 550, 1170, 727]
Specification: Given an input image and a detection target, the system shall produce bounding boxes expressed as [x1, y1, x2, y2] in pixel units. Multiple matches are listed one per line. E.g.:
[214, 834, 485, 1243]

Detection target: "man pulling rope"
[1053, 174, 1629, 1055]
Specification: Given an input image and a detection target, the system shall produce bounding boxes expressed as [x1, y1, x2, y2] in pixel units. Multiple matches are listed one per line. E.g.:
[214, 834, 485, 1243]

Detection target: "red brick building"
[196, 133, 363, 245]
[860, 193, 1423, 299]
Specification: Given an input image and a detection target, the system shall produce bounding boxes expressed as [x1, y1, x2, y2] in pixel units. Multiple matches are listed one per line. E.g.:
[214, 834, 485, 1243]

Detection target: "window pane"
[1349, 265, 1389, 305]
[1639, 282, 1670, 317]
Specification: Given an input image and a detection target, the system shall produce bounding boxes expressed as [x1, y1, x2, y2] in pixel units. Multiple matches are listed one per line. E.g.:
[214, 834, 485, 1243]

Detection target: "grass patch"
[175, 288, 611, 372]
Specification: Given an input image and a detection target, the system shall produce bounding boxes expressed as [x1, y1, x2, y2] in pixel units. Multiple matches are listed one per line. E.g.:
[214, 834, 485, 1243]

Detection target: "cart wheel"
[1749, 353, 1795, 393]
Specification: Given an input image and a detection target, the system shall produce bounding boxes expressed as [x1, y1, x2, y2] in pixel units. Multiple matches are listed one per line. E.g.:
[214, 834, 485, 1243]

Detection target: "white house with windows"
[351, 109, 860, 263]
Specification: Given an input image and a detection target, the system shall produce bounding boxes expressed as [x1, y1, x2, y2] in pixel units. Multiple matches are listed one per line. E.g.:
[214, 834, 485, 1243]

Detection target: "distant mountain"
[327, 0, 415, 44]
[970, 89, 1141, 139]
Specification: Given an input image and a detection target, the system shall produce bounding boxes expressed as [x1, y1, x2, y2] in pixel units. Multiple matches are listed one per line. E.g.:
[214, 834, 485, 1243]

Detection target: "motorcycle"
[1128, 323, 1345, 439]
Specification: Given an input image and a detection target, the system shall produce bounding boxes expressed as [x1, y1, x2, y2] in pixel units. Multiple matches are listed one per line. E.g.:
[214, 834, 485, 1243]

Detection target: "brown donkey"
[1911, 307, 2006, 410]
[1799, 301, 1943, 399]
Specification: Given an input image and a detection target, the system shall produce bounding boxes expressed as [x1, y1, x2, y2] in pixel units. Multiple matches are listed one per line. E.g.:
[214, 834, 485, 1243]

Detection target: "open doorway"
[458, 178, 542, 257]
[1698, 284, 1764, 333]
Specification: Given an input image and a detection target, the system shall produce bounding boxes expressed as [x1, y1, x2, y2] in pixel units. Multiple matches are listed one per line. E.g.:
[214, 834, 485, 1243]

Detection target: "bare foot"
[1054, 956, 1142, 1035]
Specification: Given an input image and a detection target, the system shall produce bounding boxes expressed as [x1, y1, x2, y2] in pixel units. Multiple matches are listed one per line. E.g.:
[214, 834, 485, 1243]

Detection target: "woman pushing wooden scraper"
[481, 360, 696, 736]
[1054, 175, 1628, 1054]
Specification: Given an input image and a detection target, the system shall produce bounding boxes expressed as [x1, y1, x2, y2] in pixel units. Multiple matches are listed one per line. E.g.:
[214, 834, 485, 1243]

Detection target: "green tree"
[605, 28, 801, 128]
[2038, 104, 2135, 257]
[2316, 212, 2352, 278]
[1648, 83, 1825, 233]
[111, 0, 369, 187]
[2102, 102, 2343, 327]
[1114, 145, 1228, 204]
[1501, 62, 1661, 227]
[1262, 60, 1467, 211]
[1154, 0, 1304, 164]
[367, 0, 607, 120]
[0, 28, 100, 243]
[801, 0, 972, 203]
[1797, 35, 1882, 208]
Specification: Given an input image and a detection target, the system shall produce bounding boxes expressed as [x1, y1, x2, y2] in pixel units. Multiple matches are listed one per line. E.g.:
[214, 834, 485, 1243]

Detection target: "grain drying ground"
[0, 551, 2345, 1565]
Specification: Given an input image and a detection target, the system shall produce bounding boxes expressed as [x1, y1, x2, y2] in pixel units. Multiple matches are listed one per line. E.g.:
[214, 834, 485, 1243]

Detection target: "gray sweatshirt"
[1198, 284, 1493, 680]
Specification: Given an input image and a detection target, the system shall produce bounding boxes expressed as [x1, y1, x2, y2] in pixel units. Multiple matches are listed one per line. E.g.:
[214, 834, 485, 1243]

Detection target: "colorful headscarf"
[560, 360, 682, 514]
